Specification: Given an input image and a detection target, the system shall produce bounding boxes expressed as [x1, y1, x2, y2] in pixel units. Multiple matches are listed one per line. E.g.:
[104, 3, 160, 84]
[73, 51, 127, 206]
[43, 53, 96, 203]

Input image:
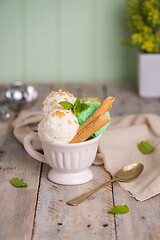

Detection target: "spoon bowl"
[115, 163, 144, 182]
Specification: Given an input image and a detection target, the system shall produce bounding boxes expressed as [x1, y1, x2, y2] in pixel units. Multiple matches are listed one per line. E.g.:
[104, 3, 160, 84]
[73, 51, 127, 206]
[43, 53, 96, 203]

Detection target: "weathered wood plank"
[33, 83, 116, 240]
[107, 83, 141, 116]
[107, 82, 160, 240]
[113, 184, 160, 240]
[0, 83, 51, 240]
[33, 164, 116, 240]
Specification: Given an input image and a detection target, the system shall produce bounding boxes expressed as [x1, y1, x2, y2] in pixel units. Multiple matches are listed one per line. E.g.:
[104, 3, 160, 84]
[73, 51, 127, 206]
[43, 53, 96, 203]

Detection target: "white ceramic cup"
[23, 133, 101, 185]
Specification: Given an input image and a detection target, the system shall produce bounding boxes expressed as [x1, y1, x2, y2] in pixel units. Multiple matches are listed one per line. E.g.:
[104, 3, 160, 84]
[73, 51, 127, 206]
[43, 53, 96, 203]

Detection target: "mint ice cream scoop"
[76, 99, 111, 138]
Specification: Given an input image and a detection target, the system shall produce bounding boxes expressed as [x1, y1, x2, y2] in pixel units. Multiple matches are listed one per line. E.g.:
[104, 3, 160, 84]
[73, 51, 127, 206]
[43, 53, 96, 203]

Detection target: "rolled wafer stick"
[70, 115, 110, 144]
[77, 96, 115, 134]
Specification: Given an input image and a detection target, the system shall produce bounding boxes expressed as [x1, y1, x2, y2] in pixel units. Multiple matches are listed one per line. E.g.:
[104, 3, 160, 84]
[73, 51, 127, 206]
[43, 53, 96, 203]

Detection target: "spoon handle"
[67, 177, 119, 206]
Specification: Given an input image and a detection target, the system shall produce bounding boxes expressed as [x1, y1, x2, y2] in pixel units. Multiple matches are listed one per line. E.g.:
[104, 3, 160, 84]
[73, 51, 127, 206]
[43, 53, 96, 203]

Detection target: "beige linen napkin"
[98, 114, 160, 201]
[12, 111, 160, 201]
[12, 110, 43, 150]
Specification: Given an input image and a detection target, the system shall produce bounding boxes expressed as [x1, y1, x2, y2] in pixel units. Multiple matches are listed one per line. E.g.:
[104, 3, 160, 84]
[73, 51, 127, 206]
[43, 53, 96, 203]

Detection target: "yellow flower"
[123, 0, 160, 53]
[155, 32, 160, 42]
[141, 40, 155, 52]
[148, 9, 160, 25]
[154, 46, 159, 53]
[130, 14, 144, 31]
[132, 33, 143, 44]
[142, 26, 152, 34]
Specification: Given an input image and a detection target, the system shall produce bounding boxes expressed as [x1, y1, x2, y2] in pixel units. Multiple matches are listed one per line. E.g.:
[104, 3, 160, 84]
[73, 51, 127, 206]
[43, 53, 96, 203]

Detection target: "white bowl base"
[48, 168, 93, 185]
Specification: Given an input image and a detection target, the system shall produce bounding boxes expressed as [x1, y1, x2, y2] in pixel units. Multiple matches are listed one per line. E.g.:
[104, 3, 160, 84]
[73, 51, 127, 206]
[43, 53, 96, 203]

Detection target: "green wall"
[0, 0, 137, 83]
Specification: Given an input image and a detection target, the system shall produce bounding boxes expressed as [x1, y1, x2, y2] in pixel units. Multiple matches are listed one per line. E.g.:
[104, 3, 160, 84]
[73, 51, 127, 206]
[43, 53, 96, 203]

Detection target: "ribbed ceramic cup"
[23, 133, 101, 185]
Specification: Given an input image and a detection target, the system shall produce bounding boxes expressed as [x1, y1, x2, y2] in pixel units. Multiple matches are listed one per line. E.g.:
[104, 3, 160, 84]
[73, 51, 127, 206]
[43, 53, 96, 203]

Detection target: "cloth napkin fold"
[12, 111, 160, 201]
[12, 110, 43, 149]
[99, 114, 160, 201]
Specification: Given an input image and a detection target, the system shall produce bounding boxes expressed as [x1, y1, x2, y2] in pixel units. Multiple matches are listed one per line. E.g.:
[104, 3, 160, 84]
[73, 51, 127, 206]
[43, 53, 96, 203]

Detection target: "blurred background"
[0, 0, 137, 83]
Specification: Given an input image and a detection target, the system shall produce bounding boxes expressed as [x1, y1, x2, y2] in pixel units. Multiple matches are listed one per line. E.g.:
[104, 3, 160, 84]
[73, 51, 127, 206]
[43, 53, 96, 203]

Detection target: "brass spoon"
[67, 163, 144, 206]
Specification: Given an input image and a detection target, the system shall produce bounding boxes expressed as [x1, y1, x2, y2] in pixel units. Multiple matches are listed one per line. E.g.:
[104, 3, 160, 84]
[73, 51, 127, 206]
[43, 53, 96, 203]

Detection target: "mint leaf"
[72, 98, 90, 115]
[108, 205, 129, 214]
[79, 102, 90, 112]
[59, 98, 90, 115]
[59, 101, 73, 110]
[11, 177, 28, 188]
[73, 98, 81, 115]
[138, 141, 154, 154]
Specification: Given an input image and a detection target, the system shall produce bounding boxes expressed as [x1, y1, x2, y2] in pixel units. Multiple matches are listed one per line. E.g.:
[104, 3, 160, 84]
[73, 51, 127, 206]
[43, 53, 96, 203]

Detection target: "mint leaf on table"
[11, 177, 28, 188]
[108, 205, 129, 214]
[59, 98, 90, 115]
[59, 101, 73, 110]
[138, 141, 155, 154]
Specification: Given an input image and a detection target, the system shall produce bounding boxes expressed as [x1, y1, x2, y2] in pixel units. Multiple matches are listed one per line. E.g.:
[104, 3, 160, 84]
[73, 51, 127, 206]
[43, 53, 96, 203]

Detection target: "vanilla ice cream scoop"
[38, 108, 79, 143]
[43, 89, 76, 113]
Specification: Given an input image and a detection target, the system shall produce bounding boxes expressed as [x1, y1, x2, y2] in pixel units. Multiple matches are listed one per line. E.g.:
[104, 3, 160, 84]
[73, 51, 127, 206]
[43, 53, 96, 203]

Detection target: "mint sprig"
[59, 98, 90, 115]
[138, 141, 155, 154]
[108, 205, 129, 214]
[58, 101, 73, 110]
[11, 177, 28, 188]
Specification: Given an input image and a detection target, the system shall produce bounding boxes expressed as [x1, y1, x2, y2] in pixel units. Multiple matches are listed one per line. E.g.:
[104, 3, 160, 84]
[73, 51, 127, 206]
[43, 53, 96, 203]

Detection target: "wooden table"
[0, 82, 160, 240]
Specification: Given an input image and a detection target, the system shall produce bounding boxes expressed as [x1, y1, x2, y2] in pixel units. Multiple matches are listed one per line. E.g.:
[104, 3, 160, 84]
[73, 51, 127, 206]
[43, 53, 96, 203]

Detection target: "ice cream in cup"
[42, 89, 77, 114]
[23, 90, 115, 185]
